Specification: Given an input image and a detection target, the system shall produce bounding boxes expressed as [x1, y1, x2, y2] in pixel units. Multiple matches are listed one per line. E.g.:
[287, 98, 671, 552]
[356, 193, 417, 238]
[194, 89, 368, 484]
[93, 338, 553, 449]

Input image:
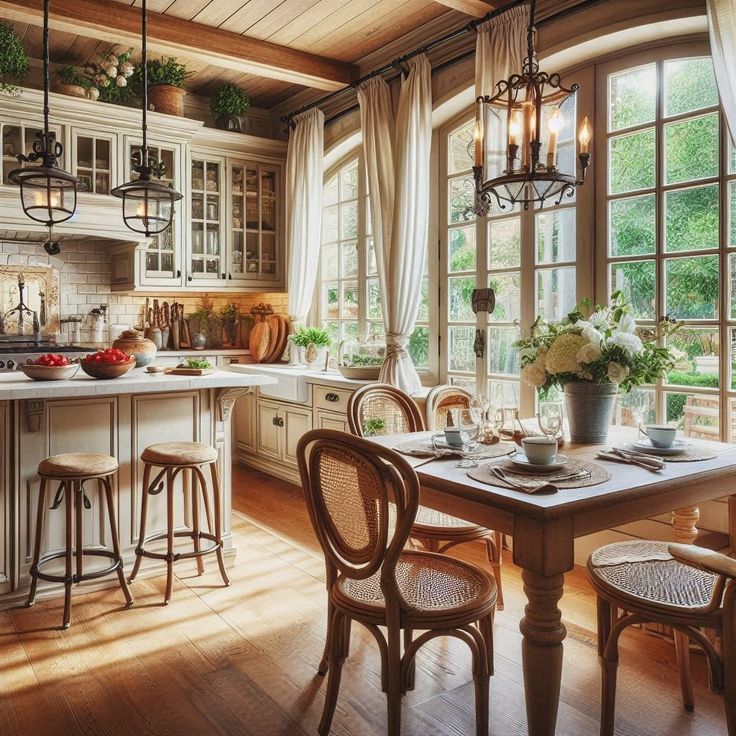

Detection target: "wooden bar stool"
[129, 442, 230, 604]
[26, 452, 133, 629]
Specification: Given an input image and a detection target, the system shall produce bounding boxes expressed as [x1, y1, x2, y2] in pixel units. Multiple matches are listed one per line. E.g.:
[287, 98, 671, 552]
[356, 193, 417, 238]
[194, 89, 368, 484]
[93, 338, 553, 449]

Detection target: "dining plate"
[630, 439, 689, 456]
[508, 453, 569, 472]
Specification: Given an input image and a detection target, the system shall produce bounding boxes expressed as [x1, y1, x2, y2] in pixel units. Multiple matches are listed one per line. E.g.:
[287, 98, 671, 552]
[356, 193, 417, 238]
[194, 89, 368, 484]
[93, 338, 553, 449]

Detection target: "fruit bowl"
[80, 355, 136, 380]
[20, 363, 80, 381]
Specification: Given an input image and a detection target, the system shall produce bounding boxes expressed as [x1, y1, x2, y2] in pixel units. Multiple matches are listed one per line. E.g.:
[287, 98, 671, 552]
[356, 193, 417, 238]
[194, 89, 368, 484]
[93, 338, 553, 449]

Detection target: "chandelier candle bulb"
[474, 120, 483, 167]
[546, 108, 561, 169]
[522, 101, 534, 169]
[579, 116, 591, 154]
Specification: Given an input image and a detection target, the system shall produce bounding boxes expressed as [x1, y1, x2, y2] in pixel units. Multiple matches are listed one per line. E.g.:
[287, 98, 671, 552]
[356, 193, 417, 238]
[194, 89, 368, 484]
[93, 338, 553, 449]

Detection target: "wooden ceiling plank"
[241, 0, 321, 40]
[189, 0, 250, 27]
[432, 0, 496, 17]
[0, 0, 357, 90]
[154, 0, 212, 21]
[217, 0, 285, 35]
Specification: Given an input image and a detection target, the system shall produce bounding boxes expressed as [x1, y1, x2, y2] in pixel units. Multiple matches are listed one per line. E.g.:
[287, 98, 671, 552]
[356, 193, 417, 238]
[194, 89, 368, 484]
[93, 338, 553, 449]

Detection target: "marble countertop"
[0, 368, 276, 401]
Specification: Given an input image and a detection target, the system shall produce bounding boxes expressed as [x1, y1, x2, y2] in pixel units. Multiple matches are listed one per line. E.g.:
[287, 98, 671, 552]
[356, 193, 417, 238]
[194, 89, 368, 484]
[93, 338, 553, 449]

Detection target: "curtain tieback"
[385, 334, 410, 361]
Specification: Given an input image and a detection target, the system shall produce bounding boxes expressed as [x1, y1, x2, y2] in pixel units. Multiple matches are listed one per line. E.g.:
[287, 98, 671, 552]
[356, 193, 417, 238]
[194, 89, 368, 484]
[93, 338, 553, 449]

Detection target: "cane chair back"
[348, 383, 425, 438]
[298, 430, 420, 595]
[425, 385, 473, 431]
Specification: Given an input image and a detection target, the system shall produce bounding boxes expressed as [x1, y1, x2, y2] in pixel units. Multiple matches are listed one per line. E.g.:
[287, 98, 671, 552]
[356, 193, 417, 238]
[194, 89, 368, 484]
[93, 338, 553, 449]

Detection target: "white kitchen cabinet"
[283, 405, 312, 466]
[314, 409, 350, 433]
[257, 400, 282, 461]
[234, 392, 256, 454]
[0, 402, 11, 595]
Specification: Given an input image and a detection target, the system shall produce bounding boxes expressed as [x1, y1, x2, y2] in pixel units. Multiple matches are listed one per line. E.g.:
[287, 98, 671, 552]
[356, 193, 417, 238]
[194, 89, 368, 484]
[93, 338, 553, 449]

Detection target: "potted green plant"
[146, 57, 191, 117]
[289, 327, 331, 365]
[210, 82, 251, 133]
[54, 65, 88, 98]
[0, 21, 28, 96]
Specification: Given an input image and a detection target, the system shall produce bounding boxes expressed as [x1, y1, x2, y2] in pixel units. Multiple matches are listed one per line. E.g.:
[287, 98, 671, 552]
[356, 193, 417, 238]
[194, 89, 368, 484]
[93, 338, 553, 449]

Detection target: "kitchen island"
[0, 369, 276, 606]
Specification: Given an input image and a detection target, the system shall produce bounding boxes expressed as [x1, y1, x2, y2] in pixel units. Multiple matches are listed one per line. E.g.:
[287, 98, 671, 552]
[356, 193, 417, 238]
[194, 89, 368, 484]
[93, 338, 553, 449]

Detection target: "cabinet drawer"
[313, 386, 353, 413]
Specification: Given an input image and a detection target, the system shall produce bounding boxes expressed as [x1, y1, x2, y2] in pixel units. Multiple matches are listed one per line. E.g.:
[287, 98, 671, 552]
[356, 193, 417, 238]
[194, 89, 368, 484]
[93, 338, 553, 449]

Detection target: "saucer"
[509, 453, 569, 472]
[630, 439, 689, 456]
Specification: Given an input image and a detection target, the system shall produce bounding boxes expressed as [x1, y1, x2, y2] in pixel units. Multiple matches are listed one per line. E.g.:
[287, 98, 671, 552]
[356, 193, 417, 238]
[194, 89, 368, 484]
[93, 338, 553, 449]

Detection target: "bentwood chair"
[587, 540, 736, 735]
[349, 383, 505, 609]
[298, 429, 496, 736]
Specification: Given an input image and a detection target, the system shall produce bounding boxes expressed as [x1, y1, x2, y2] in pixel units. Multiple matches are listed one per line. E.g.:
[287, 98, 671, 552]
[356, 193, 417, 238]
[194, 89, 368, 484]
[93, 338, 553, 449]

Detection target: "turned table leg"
[672, 505, 700, 545]
[519, 569, 566, 736]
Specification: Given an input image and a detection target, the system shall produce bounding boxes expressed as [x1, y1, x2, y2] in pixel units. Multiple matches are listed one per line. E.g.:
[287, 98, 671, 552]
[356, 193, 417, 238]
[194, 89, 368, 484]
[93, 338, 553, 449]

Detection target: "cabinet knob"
[228, 273, 232, 280]
[187, 274, 193, 282]
[221, 273, 226, 279]
[176, 269, 181, 279]
[325, 392, 340, 403]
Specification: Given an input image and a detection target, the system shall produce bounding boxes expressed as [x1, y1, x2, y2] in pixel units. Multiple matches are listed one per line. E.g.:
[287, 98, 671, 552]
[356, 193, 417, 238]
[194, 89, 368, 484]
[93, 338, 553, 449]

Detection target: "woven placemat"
[623, 444, 717, 463]
[467, 457, 611, 490]
[394, 438, 516, 461]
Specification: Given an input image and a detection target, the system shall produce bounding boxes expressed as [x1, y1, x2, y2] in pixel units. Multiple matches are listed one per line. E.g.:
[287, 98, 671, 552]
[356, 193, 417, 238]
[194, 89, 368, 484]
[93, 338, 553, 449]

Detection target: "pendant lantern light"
[9, 0, 81, 227]
[473, 0, 591, 213]
[111, 0, 181, 236]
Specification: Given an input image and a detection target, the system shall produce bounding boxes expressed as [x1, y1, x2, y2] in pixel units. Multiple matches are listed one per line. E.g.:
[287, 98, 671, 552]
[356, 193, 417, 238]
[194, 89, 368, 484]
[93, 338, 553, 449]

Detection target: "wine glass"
[455, 422, 480, 468]
[469, 395, 487, 425]
[538, 401, 563, 439]
[628, 389, 649, 440]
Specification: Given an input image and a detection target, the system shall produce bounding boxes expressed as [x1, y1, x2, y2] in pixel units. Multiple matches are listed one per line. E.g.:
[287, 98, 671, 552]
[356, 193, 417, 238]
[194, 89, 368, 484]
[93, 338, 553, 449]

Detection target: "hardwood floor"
[0, 465, 727, 736]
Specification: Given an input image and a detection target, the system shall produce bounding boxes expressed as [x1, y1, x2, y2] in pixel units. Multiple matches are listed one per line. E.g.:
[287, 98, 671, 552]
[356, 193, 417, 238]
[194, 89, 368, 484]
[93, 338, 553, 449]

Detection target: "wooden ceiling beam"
[433, 0, 497, 17]
[0, 0, 358, 91]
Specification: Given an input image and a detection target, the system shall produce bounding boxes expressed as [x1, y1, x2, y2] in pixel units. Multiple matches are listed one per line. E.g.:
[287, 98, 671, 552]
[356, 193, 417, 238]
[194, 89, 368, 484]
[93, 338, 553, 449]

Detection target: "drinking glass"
[456, 420, 481, 468]
[538, 401, 563, 439]
[628, 389, 649, 439]
[469, 395, 487, 425]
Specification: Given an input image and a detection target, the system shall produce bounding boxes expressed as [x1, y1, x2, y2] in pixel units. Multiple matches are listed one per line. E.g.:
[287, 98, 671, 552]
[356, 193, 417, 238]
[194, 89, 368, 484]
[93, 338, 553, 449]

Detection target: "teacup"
[521, 436, 558, 465]
[644, 425, 676, 448]
[443, 427, 464, 448]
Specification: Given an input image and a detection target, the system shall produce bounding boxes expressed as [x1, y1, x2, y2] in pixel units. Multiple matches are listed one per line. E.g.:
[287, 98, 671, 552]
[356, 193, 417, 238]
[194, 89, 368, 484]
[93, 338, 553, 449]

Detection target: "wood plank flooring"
[0, 465, 728, 736]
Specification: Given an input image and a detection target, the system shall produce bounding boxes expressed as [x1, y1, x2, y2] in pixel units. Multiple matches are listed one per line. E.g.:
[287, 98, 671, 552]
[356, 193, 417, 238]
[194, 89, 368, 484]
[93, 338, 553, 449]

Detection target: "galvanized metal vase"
[564, 381, 619, 444]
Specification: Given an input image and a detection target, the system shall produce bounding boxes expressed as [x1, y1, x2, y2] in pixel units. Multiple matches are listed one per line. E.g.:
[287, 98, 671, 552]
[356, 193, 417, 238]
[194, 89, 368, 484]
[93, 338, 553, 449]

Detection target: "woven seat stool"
[588, 540, 736, 735]
[26, 452, 133, 629]
[128, 441, 230, 604]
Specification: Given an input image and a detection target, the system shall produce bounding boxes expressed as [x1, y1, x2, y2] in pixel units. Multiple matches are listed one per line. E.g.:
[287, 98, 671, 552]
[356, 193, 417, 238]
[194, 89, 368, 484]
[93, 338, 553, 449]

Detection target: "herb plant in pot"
[516, 292, 681, 443]
[54, 65, 88, 98]
[210, 82, 250, 133]
[0, 21, 28, 96]
[146, 57, 190, 117]
[289, 327, 331, 366]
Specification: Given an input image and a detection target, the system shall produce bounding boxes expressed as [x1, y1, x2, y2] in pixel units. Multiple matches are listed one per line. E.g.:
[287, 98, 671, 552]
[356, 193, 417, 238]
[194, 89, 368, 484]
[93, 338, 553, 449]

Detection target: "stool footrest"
[31, 549, 123, 585]
[136, 529, 222, 562]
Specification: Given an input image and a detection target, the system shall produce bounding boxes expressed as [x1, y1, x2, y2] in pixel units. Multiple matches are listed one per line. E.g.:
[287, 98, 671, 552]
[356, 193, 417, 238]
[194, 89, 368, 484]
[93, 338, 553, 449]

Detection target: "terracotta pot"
[56, 83, 87, 98]
[112, 329, 157, 367]
[149, 84, 186, 116]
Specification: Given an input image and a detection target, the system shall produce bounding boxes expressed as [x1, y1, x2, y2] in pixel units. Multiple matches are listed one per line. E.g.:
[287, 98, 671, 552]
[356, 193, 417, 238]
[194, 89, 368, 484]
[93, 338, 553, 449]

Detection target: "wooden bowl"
[20, 363, 80, 381]
[337, 365, 381, 380]
[80, 356, 136, 380]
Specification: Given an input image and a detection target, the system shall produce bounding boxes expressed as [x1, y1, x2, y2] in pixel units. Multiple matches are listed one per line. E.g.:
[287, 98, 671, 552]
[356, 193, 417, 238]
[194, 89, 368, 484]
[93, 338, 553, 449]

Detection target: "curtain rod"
[281, 0, 527, 127]
[282, 0, 606, 129]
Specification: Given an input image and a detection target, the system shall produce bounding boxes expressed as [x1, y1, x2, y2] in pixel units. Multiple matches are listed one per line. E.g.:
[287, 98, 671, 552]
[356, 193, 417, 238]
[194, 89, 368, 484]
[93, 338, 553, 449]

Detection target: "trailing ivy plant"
[210, 82, 251, 119]
[0, 21, 28, 96]
[56, 65, 88, 88]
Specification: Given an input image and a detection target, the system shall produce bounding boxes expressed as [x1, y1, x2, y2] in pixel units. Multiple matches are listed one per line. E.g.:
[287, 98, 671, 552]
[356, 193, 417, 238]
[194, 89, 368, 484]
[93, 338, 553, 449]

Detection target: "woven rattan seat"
[141, 442, 218, 466]
[298, 429, 496, 736]
[589, 541, 718, 611]
[38, 452, 118, 478]
[347, 383, 505, 610]
[587, 540, 736, 735]
[336, 551, 495, 620]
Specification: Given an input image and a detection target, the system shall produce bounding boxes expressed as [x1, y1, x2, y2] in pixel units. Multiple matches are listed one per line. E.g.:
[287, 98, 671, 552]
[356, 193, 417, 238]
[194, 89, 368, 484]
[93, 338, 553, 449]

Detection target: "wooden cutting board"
[164, 367, 215, 376]
[264, 315, 288, 363]
[249, 319, 271, 363]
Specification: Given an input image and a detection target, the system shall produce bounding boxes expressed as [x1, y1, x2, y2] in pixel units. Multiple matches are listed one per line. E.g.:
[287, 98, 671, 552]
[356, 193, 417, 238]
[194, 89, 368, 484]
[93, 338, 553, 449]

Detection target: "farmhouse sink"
[228, 363, 313, 403]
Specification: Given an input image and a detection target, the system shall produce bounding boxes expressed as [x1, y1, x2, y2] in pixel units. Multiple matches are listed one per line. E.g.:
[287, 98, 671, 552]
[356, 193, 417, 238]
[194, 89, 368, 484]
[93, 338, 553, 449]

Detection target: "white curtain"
[358, 55, 432, 395]
[286, 108, 324, 329]
[707, 0, 736, 143]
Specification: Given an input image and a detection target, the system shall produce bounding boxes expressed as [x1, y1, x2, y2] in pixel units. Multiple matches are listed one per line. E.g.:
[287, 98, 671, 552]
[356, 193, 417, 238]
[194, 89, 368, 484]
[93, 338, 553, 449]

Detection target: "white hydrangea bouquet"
[515, 292, 680, 394]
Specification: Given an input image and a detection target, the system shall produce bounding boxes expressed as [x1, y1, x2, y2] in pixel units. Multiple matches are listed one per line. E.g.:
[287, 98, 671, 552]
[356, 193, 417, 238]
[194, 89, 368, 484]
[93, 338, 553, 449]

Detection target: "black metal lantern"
[111, 0, 181, 236]
[9, 0, 80, 227]
[473, 0, 591, 213]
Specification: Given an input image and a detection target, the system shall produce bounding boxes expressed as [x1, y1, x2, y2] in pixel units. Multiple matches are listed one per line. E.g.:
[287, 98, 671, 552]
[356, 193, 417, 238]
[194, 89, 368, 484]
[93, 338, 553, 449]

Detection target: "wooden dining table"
[366, 430, 736, 736]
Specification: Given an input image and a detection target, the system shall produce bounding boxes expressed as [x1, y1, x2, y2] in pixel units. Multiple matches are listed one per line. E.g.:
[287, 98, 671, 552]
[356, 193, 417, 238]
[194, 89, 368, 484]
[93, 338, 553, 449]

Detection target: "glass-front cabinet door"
[72, 130, 115, 195]
[125, 137, 183, 287]
[229, 160, 280, 284]
[189, 155, 225, 285]
[1, 121, 63, 185]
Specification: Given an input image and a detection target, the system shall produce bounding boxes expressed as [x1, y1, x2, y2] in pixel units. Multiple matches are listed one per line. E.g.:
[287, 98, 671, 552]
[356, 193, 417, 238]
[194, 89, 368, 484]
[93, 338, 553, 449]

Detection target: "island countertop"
[0, 368, 277, 401]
